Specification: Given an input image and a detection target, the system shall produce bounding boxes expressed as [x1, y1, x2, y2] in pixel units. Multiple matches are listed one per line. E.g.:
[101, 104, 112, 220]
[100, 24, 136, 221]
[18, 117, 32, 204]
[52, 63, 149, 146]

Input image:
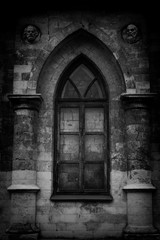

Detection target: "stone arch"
[54, 53, 109, 100]
[35, 28, 128, 237]
[37, 28, 126, 100]
[36, 28, 127, 182]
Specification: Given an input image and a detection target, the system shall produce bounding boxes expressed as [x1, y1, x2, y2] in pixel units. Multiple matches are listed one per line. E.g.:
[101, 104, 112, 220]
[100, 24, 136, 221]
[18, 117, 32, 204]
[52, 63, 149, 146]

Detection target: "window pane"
[85, 108, 104, 132]
[58, 164, 79, 191]
[60, 135, 79, 161]
[85, 81, 103, 98]
[84, 163, 104, 190]
[70, 64, 94, 97]
[61, 80, 79, 98]
[60, 108, 79, 132]
[85, 135, 104, 161]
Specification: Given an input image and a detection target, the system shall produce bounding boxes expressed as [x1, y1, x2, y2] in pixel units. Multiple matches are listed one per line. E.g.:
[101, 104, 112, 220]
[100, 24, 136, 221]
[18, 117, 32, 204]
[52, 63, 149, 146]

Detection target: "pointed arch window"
[52, 57, 111, 201]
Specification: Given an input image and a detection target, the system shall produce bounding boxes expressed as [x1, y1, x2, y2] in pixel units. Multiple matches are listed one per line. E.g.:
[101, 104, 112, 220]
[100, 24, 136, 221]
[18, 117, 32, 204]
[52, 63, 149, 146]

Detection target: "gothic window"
[52, 57, 111, 200]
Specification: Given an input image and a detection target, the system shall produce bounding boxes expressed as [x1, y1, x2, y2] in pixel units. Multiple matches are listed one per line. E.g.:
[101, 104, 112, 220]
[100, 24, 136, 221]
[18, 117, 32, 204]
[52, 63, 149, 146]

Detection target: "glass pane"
[60, 135, 79, 161]
[70, 64, 94, 97]
[60, 108, 79, 132]
[85, 108, 104, 132]
[85, 81, 103, 98]
[61, 80, 79, 98]
[85, 135, 104, 161]
[58, 164, 79, 191]
[84, 163, 104, 190]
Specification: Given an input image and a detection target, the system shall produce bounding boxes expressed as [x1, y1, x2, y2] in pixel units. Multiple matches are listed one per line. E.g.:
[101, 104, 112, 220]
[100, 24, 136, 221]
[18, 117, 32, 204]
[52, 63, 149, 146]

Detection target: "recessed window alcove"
[36, 29, 126, 201]
[52, 55, 111, 201]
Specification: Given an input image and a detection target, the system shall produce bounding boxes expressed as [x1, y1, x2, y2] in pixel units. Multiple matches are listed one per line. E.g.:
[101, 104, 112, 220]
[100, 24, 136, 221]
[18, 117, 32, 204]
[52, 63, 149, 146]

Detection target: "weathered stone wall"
[0, 25, 14, 238]
[149, 21, 160, 230]
[0, 10, 160, 240]
[35, 25, 127, 238]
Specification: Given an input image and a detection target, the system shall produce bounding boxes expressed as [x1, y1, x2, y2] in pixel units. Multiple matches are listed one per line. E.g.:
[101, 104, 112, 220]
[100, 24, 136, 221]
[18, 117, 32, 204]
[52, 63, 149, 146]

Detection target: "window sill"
[51, 194, 113, 201]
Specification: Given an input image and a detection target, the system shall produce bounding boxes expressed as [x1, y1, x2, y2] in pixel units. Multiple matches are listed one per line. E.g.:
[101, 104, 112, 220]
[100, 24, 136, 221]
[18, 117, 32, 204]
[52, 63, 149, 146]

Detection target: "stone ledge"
[8, 94, 43, 111]
[7, 184, 40, 192]
[51, 194, 113, 201]
[120, 93, 157, 101]
[120, 93, 158, 109]
[123, 183, 156, 191]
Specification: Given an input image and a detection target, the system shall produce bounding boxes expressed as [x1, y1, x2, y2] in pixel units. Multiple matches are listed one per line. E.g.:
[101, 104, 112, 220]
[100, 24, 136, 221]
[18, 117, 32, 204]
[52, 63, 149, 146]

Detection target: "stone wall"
[149, 20, 160, 230]
[0, 24, 14, 238]
[0, 10, 160, 240]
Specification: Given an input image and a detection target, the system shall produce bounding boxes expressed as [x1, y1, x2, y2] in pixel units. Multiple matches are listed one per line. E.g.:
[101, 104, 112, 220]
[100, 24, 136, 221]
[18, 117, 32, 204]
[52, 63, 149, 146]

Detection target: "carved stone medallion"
[22, 24, 41, 44]
[122, 24, 141, 44]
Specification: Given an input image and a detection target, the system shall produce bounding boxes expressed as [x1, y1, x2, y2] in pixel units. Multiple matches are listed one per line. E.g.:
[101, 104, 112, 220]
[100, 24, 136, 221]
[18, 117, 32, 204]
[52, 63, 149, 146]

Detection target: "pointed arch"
[36, 28, 126, 200]
[53, 54, 110, 197]
[37, 28, 126, 100]
[55, 53, 108, 100]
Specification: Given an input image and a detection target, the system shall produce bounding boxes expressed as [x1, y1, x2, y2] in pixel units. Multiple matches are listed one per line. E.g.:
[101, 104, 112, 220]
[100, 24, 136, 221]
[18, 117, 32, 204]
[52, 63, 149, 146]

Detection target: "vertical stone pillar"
[121, 93, 160, 240]
[6, 94, 43, 240]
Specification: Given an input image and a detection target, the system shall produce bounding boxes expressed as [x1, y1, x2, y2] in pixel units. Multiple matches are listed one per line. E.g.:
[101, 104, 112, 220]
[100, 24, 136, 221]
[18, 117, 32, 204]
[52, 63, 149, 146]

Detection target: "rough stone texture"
[124, 102, 153, 186]
[149, 21, 160, 231]
[127, 191, 153, 227]
[0, 8, 160, 240]
[0, 23, 14, 239]
[10, 193, 36, 223]
[13, 109, 37, 171]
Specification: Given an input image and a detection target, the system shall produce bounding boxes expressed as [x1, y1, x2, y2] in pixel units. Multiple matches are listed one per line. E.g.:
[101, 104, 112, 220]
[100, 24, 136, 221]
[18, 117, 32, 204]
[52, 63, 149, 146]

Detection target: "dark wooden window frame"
[51, 56, 112, 201]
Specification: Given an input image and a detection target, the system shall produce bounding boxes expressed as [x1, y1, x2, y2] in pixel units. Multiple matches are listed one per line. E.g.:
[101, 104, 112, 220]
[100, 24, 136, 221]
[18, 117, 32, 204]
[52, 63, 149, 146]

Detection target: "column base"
[6, 223, 40, 240]
[123, 225, 160, 240]
[124, 233, 160, 240]
[7, 233, 39, 240]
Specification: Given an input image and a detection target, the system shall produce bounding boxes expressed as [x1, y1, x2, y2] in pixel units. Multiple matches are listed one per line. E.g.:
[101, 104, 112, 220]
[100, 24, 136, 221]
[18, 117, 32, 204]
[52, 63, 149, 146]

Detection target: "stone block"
[27, 81, 37, 91]
[12, 170, 36, 185]
[37, 151, 52, 161]
[37, 161, 52, 172]
[136, 81, 150, 93]
[14, 65, 32, 74]
[13, 81, 28, 93]
[128, 213, 153, 226]
[22, 73, 30, 81]
[127, 88, 136, 94]
[127, 169, 152, 184]
[11, 192, 36, 208]
[13, 159, 35, 171]
[36, 191, 51, 207]
[14, 72, 21, 81]
[37, 172, 52, 190]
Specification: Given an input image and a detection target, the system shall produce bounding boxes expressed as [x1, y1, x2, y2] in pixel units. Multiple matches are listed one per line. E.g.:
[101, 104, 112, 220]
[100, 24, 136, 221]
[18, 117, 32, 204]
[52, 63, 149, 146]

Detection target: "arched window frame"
[51, 55, 112, 201]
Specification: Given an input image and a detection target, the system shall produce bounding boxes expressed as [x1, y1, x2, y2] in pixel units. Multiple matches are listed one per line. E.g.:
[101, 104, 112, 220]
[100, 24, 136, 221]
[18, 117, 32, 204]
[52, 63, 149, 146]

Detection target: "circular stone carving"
[122, 24, 141, 44]
[22, 24, 41, 44]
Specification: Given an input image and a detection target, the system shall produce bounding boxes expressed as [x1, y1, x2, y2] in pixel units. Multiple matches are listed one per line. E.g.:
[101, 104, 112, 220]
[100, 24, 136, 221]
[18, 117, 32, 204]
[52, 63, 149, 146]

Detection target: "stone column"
[121, 93, 160, 240]
[6, 94, 43, 240]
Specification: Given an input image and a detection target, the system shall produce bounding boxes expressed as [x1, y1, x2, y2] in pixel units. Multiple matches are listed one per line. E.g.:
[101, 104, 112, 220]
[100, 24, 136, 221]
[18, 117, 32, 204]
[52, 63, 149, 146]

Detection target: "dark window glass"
[54, 60, 109, 196]
[70, 64, 94, 97]
[85, 80, 103, 98]
[61, 80, 79, 98]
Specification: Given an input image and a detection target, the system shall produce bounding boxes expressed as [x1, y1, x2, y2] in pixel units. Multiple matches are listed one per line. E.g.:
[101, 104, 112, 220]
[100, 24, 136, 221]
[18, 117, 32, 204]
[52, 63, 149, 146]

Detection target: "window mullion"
[104, 104, 108, 191]
[79, 104, 85, 192]
[55, 105, 61, 193]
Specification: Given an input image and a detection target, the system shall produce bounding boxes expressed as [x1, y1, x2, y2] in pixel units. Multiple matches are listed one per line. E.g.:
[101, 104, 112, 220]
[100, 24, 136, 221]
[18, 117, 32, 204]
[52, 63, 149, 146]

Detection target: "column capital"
[123, 183, 156, 192]
[8, 94, 43, 112]
[7, 184, 40, 193]
[120, 93, 158, 109]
